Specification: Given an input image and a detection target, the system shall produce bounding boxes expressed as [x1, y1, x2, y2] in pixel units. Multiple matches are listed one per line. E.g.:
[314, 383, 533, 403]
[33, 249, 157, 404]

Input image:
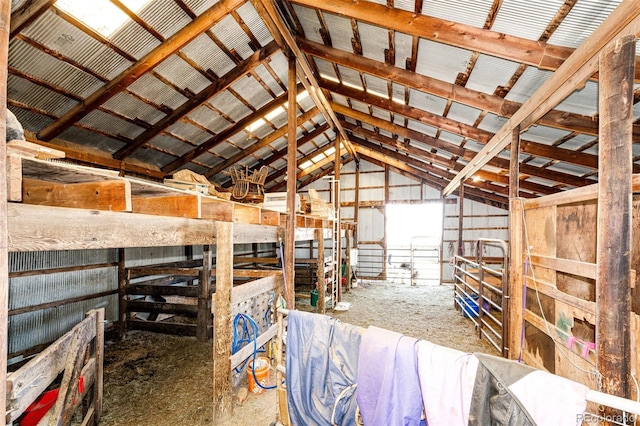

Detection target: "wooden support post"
[0, 4, 11, 422]
[284, 55, 296, 309]
[213, 222, 234, 422]
[93, 308, 105, 420]
[596, 35, 635, 399]
[335, 138, 342, 302]
[509, 126, 520, 199]
[117, 248, 127, 340]
[198, 245, 213, 341]
[345, 229, 352, 291]
[354, 161, 360, 247]
[315, 228, 326, 314]
[457, 182, 465, 257]
[508, 198, 524, 360]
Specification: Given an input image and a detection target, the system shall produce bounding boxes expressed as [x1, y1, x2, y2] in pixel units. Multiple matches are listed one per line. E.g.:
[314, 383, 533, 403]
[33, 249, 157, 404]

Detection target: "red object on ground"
[19, 376, 84, 426]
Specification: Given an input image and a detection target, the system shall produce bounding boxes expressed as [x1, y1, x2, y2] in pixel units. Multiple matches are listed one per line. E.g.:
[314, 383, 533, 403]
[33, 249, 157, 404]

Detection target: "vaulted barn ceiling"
[7, 0, 640, 209]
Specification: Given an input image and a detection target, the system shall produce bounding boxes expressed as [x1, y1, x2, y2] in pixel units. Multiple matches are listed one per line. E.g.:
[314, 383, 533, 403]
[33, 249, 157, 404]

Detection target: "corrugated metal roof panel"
[128, 74, 188, 110]
[558, 134, 597, 150]
[195, 151, 222, 166]
[236, 2, 273, 47]
[167, 121, 211, 145]
[270, 137, 288, 151]
[216, 141, 242, 159]
[466, 54, 521, 95]
[24, 10, 132, 80]
[59, 126, 125, 154]
[336, 65, 363, 89]
[291, 4, 324, 44]
[314, 57, 339, 81]
[394, 32, 413, 70]
[439, 130, 465, 146]
[323, 12, 354, 53]
[491, 0, 566, 40]
[110, 20, 161, 59]
[521, 125, 572, 146]
[102, 92, 165, 125]
[268, 51, 289, 85]
[359, 22, 388, 63]
[138, 0, 191, 39]
[183, 0, 220, 16]
[9, 107, 54, 133]
[504, 67, 552, 103]
[408, 89, 447, 115]
[154, 54, 211, 94]
[148, 134, 193, 156]
[187, 105, 230, 132]
[253, 63, 285, 96]
[446, 102, 482, 126]
[231, 75, 272, 109]
[9, 38, 104, 98]
[298, 92, 317, 112]
[79, 109, 145, 139]
[478, 113, 508, 133]
[395, 0, 417, 13]
[211, 14, 254, 60]
[407, 119, 437, 137]
[130, 147, 175, 168]
[209, 90, 252, 122]
[364, 74, 388, 98]
[555, 80, 598, 116]
[8, 74, 77, 117]
[415, 39, 472, 84]
[548, 0, 620, 48]
[371, 106, 391, 121]
[547, 162, 595, 177]
[180, 33, 236, 78]
[421, 0, 496, 28]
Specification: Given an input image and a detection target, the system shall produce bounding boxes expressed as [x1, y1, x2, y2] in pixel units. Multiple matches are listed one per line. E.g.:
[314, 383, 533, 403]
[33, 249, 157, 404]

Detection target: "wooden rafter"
[36, 0, 245, 142]
[288, 0, 640, 80]
[327, 85, 624, 172]
[443, 0, 640, 195]
[113, 40, 280, 160]
[9, 0, 56, 37]
[300, 39, 622, 139]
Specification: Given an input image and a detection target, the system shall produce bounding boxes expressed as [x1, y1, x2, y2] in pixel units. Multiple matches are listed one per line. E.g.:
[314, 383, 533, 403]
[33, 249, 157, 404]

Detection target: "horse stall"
[509, 175, 640, 420]
[6, 309, 104, 425]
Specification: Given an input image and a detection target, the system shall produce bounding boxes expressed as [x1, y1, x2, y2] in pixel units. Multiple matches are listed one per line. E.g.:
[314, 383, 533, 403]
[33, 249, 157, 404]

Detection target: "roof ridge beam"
[36, 0, 245, 142]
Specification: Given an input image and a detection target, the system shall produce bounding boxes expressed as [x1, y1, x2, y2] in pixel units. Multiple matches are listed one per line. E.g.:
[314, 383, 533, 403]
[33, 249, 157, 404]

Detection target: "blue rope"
[231, 313, 276, 390]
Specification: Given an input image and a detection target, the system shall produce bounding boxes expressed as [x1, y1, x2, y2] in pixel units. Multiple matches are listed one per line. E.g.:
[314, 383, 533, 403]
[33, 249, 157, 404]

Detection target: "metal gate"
[453, 239, 509, 356]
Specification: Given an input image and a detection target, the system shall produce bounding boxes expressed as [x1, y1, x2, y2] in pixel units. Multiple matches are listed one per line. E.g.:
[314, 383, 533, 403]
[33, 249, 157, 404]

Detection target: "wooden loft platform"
[6, 154, 335, 252]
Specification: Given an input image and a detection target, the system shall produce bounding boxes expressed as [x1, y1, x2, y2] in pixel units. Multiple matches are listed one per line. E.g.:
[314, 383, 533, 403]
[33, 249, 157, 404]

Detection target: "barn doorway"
[386, 203, 443, 285]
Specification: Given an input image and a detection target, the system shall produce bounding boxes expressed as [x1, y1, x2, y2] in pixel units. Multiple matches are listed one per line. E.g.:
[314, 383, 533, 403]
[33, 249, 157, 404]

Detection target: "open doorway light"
[56, 0, 152, 38]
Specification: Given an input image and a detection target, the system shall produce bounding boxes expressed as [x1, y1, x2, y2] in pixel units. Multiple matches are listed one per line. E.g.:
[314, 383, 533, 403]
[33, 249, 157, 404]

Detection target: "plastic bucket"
[247, 356, 270, 394]
[310, 289, 318, 307]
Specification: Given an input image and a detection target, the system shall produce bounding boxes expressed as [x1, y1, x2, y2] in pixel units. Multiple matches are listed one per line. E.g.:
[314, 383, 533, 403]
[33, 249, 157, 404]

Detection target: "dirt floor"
[99, 281, 496, 425]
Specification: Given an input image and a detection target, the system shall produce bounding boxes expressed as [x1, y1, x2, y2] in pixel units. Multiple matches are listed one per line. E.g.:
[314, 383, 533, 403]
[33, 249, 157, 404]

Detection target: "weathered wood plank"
[7, 155, 22, 202]
[8, 203, 216, 251]
[213, 221, 234, 421]
[201, 198, 234, 221]
[23, 178, 132, 212]
[132, 194, 202, 218]
[596, 35, 635, 399]
[198, 245, 213, 341]
[229, 324, 278, 370]
[126, 300, 198, 316]
[126, 319, 197, 336]
[529, 254, 597, 280]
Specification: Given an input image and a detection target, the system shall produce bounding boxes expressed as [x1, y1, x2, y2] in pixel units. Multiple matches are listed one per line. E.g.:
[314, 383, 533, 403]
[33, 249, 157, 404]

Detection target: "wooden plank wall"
[515, 190, 640, 394]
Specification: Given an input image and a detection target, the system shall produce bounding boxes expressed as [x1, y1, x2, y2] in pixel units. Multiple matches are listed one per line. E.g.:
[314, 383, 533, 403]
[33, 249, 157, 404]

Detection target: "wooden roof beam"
[10, 0, 56, 37]
[300, 39, 613, 138]
[204, 106, 320, 178]
[443, 0, 640, 195]
[289, 0, 640, 80]
[36, 0, 245, 142]
[113, 40, 280, 160]
[251, 0, 358, 160]
[268, 146, 348, 191]
[336, 108, 597, 188]
[327, 84, 624, 172]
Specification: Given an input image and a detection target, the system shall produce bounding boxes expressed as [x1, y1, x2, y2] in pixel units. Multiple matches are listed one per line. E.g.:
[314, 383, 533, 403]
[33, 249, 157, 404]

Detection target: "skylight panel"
[56, 0, 152, 37]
